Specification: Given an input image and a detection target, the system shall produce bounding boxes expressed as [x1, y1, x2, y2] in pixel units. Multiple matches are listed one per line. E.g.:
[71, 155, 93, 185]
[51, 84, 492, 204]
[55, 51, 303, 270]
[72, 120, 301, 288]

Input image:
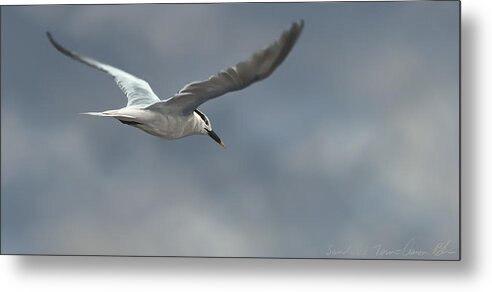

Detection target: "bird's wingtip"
[46, 31, 56, 45]
[291, 19, 304, 33]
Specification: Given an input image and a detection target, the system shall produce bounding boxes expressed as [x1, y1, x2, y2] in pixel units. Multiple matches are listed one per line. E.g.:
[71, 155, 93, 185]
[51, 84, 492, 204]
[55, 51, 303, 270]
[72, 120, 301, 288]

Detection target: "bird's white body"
[86, 107, 204, 139]
[47, 20, 304, 147]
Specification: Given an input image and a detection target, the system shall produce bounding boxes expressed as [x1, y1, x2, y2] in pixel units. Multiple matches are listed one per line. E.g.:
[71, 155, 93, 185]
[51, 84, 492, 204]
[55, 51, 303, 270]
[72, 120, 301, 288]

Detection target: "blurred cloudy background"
[1, 2, 459, 259]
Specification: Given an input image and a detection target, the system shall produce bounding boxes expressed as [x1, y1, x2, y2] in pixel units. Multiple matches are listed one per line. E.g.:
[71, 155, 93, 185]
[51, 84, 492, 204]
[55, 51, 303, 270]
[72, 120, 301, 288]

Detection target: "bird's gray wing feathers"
[148, 20, 304, 114]
[47, 32, 160, 107]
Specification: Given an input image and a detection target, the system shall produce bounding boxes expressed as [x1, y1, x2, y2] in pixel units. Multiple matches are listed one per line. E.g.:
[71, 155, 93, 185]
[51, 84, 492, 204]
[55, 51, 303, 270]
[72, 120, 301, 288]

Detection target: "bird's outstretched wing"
[47, 32, 161, 107]
[148, 20, 304, 114]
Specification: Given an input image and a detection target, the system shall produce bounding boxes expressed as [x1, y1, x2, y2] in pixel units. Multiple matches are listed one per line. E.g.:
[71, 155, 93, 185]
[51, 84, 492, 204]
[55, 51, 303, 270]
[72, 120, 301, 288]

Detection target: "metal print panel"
[0, 1, 460, 259]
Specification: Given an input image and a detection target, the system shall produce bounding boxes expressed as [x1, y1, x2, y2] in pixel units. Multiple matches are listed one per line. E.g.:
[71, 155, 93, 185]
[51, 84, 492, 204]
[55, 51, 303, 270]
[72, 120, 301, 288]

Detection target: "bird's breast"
[137, 111, 201, 140]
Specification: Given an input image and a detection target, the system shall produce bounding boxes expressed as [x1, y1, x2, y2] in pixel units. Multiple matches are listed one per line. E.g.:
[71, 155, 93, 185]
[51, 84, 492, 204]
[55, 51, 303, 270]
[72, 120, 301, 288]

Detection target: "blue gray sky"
[1, 2, 459, 259]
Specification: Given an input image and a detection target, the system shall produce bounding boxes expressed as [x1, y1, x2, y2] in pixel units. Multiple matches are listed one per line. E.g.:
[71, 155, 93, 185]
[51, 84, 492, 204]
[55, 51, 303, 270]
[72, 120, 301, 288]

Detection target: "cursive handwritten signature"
[325, 238, 456, 258]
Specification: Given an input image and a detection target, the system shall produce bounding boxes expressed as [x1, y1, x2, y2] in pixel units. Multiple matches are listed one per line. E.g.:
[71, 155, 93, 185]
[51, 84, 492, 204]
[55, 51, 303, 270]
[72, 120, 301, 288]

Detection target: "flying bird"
[47, 20, 304, 147]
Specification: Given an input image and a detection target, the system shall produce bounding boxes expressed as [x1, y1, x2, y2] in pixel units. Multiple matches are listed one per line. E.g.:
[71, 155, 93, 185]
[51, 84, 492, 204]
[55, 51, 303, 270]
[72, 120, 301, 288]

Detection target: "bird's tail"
[80, 110, 137, 121]
[80, 111, 108, 117]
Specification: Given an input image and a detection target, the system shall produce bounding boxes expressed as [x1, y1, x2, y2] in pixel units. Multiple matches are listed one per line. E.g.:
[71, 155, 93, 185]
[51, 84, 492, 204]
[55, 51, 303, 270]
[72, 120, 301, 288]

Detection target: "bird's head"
[194, 109, 225, 148]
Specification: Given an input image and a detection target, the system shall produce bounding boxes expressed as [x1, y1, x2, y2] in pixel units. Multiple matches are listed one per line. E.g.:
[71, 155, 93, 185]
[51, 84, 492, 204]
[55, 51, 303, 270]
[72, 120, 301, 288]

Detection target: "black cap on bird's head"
[194, 109, 225, 148]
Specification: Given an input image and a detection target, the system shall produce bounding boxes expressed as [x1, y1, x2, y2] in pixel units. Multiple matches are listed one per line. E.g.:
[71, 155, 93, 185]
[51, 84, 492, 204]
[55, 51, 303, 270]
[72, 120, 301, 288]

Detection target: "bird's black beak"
[207, 130, 225, 148]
